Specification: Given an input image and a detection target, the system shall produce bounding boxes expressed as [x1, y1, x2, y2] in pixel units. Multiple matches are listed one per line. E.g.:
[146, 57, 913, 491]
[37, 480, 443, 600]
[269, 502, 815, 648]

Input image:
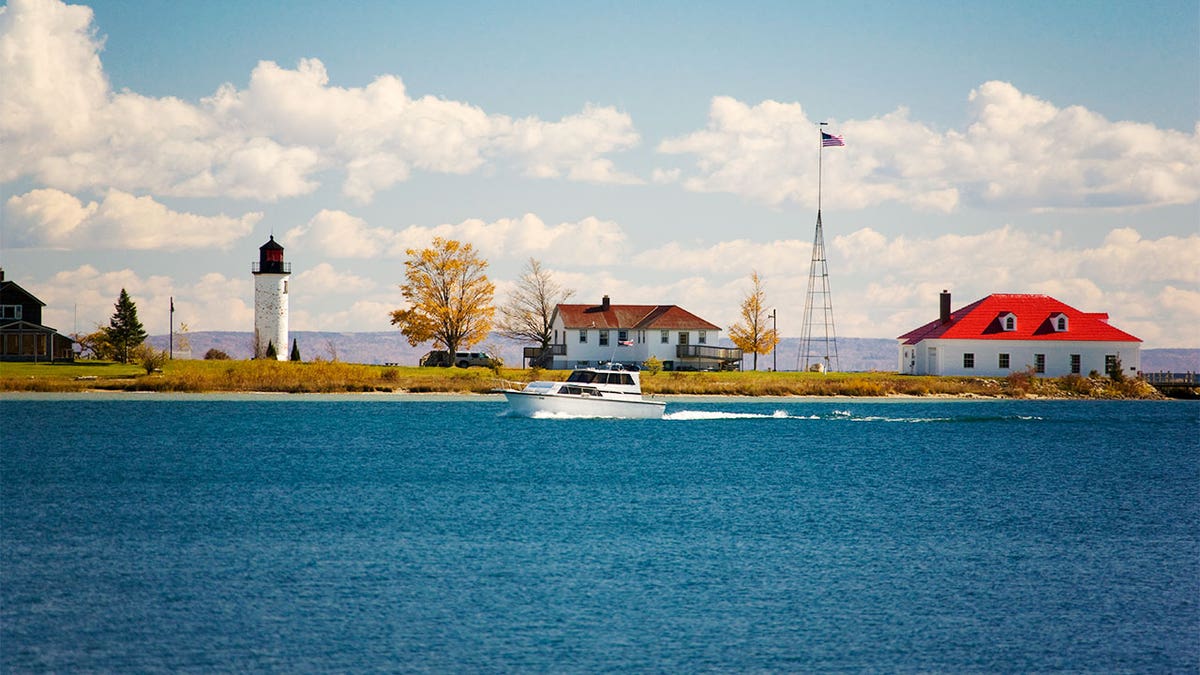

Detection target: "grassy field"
[0, 359, 1163, 399]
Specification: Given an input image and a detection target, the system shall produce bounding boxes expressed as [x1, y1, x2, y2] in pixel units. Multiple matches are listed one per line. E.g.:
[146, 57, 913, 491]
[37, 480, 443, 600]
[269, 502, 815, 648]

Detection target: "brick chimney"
[601, 295, 610, 311]
[940, 290, 951, 324]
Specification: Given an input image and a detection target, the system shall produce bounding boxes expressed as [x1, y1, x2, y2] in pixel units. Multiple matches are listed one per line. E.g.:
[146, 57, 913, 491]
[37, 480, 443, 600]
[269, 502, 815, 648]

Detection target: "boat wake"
[664, 410, 801, 421]
[505, 408, 1044, 423]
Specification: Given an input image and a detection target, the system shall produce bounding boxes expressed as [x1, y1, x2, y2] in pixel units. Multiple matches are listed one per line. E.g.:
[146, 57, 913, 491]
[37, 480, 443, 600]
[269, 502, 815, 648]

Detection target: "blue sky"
[2, 0, 1198, 351]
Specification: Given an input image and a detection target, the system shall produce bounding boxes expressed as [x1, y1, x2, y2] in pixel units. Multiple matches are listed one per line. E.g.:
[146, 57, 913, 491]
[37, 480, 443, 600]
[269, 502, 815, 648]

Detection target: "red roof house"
[897, 291, 1141, 377]
[534, 296, 741, 370]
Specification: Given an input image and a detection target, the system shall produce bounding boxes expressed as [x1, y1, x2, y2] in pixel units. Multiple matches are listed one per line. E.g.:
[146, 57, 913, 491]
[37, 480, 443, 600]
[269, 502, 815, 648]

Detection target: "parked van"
[419, 351, 495, 368]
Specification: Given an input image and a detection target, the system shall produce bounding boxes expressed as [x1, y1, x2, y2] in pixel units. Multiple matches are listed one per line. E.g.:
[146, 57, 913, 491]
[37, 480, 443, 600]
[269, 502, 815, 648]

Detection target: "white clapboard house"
[897, 291, 1141, 378]
[526, 296, 742, 371]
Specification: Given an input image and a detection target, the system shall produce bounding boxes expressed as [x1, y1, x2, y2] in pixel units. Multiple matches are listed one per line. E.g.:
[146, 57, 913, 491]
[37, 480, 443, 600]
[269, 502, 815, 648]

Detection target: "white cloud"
[633, 238, 811, 275]
[0, 0, 641, 202]
[659, 82, 1200, 212]
[293, 263, 377, 295]
[4, 188, 261, 249]
[285, 210, 629, 266]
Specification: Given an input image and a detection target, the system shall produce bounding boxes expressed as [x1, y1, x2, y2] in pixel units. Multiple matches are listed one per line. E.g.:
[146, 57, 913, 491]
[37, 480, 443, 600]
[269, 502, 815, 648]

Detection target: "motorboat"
[500, 363, 665, 419]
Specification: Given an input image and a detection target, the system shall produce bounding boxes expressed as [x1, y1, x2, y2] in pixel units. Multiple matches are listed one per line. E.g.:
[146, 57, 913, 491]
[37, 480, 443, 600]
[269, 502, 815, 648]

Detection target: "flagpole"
[818, 121, 827, 215]
[169, 296, 174, 359]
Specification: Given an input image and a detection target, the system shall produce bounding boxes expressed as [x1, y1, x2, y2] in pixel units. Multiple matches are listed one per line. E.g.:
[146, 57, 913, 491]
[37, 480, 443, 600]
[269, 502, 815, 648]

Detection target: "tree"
[727, 271, 780, 371]
[390, 238, 495, 365]
[74, 327, 113, 360]
[175, 322, 192, 357]
[265, 341, 277, 359]
[103, 288, 147, 363]
[290, 338, 301, 362]
[496, 258, 574, 358]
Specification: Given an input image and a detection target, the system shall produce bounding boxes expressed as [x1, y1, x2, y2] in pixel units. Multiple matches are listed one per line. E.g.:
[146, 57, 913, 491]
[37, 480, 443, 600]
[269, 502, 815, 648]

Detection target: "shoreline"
[0, 389, 1181, 403]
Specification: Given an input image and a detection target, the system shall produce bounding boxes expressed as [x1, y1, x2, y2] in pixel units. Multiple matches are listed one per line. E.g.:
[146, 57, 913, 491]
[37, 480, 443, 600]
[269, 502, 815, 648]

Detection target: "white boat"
[500, 363, 665, 419]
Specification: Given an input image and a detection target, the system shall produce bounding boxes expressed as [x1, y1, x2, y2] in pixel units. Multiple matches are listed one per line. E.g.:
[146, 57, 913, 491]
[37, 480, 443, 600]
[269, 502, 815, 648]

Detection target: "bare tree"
[496, 258, 574, 356]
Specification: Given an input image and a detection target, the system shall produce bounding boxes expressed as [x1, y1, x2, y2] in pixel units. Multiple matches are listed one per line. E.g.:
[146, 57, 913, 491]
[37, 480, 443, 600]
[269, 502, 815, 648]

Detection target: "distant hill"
[147, 332, 1196, 373]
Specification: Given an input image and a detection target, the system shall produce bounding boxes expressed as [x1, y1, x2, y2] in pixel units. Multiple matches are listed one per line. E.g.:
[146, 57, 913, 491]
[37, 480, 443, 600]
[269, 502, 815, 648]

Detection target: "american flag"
[821, 131, 845, 147]
[618, 340, 634, 346]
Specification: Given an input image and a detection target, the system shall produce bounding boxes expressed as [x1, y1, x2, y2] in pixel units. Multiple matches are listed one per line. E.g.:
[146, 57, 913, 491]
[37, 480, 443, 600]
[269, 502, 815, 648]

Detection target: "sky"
[2, 0, 1198, 352]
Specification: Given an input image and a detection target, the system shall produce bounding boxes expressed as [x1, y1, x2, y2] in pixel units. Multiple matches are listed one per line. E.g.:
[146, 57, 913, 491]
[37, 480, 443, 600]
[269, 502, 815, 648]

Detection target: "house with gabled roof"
[527, 295, 742, 370]
[897, 291, 1141, 378]
[0, 269, 75, 362]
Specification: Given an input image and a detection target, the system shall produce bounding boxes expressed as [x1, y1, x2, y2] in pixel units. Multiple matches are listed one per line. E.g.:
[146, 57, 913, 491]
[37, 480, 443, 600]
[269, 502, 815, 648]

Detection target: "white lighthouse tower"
[252, 235, 290, 360]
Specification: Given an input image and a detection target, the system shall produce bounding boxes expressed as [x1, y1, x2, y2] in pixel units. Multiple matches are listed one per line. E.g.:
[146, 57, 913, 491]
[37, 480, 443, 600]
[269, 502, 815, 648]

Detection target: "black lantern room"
[252, 235, 290, 275]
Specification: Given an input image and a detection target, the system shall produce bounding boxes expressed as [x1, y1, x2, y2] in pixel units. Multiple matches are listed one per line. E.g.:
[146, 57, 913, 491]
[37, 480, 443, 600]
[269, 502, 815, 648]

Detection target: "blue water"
[2, 395, 1197, 672]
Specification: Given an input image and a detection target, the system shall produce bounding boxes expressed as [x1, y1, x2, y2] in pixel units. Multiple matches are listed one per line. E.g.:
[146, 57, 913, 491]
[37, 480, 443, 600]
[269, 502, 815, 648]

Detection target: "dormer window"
[1000, 313, 1017, 332]
[1052, 313, 1069, 332]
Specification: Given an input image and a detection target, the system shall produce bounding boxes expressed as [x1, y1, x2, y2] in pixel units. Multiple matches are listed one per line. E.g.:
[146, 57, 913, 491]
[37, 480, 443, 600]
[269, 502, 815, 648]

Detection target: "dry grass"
[0, 360, 1165, 399]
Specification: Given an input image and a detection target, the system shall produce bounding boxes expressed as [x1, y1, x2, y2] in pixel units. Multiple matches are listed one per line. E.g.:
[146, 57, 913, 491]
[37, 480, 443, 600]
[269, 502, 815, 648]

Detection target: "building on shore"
[0, 269, 75, 362]
[525, 295, 742, 371]
[897, 291, 1141, 378]
[252, 236, 291, 360]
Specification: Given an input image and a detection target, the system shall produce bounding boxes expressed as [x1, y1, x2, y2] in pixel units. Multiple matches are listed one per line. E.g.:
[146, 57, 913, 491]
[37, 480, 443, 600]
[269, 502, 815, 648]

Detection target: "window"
[1056, 316, 1067, 331]
[1105, 355, 1118, 376]
[599, 330, 609, 346]
[698, 330, 707, 344]
[283, 280, 288, 294]
[618, 330, 628, 343]
[1005, 316, 1015, 330]
[638, 330, 646, 344]
[0, 305, 21, 320]
[1035, 354, 1045, 374]
[1070, 354, 1081, 374]
[963, 353, 975, 369]
[579, 330, 587, 344]
[661, 330, 669, 344]
[998, 353, 1010, 369]
[678, 332, 689, 346]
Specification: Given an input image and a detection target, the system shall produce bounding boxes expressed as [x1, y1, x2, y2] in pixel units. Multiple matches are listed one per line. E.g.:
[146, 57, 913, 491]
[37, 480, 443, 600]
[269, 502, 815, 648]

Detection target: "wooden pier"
[1143, 372, 1200, 399]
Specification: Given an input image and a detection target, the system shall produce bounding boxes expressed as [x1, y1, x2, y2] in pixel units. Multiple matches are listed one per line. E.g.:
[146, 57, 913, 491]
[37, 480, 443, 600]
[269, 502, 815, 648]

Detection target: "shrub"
[642, 355, 663, 375]
[132, 344, 168, 375]
[204, 348, 231, 360]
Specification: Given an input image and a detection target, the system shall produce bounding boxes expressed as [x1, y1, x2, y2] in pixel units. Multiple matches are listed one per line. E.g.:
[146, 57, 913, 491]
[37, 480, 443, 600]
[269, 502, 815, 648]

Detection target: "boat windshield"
[566, 370, 634, 385]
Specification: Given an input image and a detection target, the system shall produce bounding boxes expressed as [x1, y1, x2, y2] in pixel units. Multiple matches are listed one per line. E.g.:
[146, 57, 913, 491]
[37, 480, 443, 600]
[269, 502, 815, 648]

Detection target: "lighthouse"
[252, 235, 290, 360]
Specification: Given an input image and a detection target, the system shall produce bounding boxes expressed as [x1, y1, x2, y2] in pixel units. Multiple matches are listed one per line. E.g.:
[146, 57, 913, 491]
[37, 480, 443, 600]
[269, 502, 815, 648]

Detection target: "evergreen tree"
[290, 338, 301, 362]
[103, 288, 147, 363]
[265, 341, 277, 359]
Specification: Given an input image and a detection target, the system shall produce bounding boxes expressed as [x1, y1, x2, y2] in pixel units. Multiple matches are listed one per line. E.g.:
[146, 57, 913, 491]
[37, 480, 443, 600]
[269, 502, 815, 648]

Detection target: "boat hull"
[503, 390, 665, 419]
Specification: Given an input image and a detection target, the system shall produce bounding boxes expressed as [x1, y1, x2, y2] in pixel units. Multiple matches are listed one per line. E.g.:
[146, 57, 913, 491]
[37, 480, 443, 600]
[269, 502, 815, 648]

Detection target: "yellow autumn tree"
[390, 238, 495, 365]
[727, 271, 780, 371]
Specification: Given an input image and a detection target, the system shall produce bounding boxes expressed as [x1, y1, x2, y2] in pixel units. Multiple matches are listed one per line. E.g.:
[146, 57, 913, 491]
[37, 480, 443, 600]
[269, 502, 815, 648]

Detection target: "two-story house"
[528, 296, 742, 371]
[0, 269, 75, 362]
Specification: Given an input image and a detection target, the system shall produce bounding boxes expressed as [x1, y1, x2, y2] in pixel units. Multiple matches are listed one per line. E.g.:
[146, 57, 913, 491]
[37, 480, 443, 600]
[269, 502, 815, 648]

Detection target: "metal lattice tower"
[797, 123, 840, 372]
[797, 209, 839, 372]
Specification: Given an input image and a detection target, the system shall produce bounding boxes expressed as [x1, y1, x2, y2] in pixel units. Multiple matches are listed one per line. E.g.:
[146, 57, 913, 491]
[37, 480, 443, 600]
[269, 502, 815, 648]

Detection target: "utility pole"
[768, 309, 777, 371]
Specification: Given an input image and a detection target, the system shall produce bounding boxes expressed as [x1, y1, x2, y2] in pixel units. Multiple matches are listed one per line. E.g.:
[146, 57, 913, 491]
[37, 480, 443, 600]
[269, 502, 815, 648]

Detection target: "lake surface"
[2, 395, 1197, 671]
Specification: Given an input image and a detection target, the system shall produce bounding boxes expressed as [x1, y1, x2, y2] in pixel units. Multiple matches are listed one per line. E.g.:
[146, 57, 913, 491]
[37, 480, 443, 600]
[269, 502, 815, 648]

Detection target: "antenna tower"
[797, 123, 841, 372]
